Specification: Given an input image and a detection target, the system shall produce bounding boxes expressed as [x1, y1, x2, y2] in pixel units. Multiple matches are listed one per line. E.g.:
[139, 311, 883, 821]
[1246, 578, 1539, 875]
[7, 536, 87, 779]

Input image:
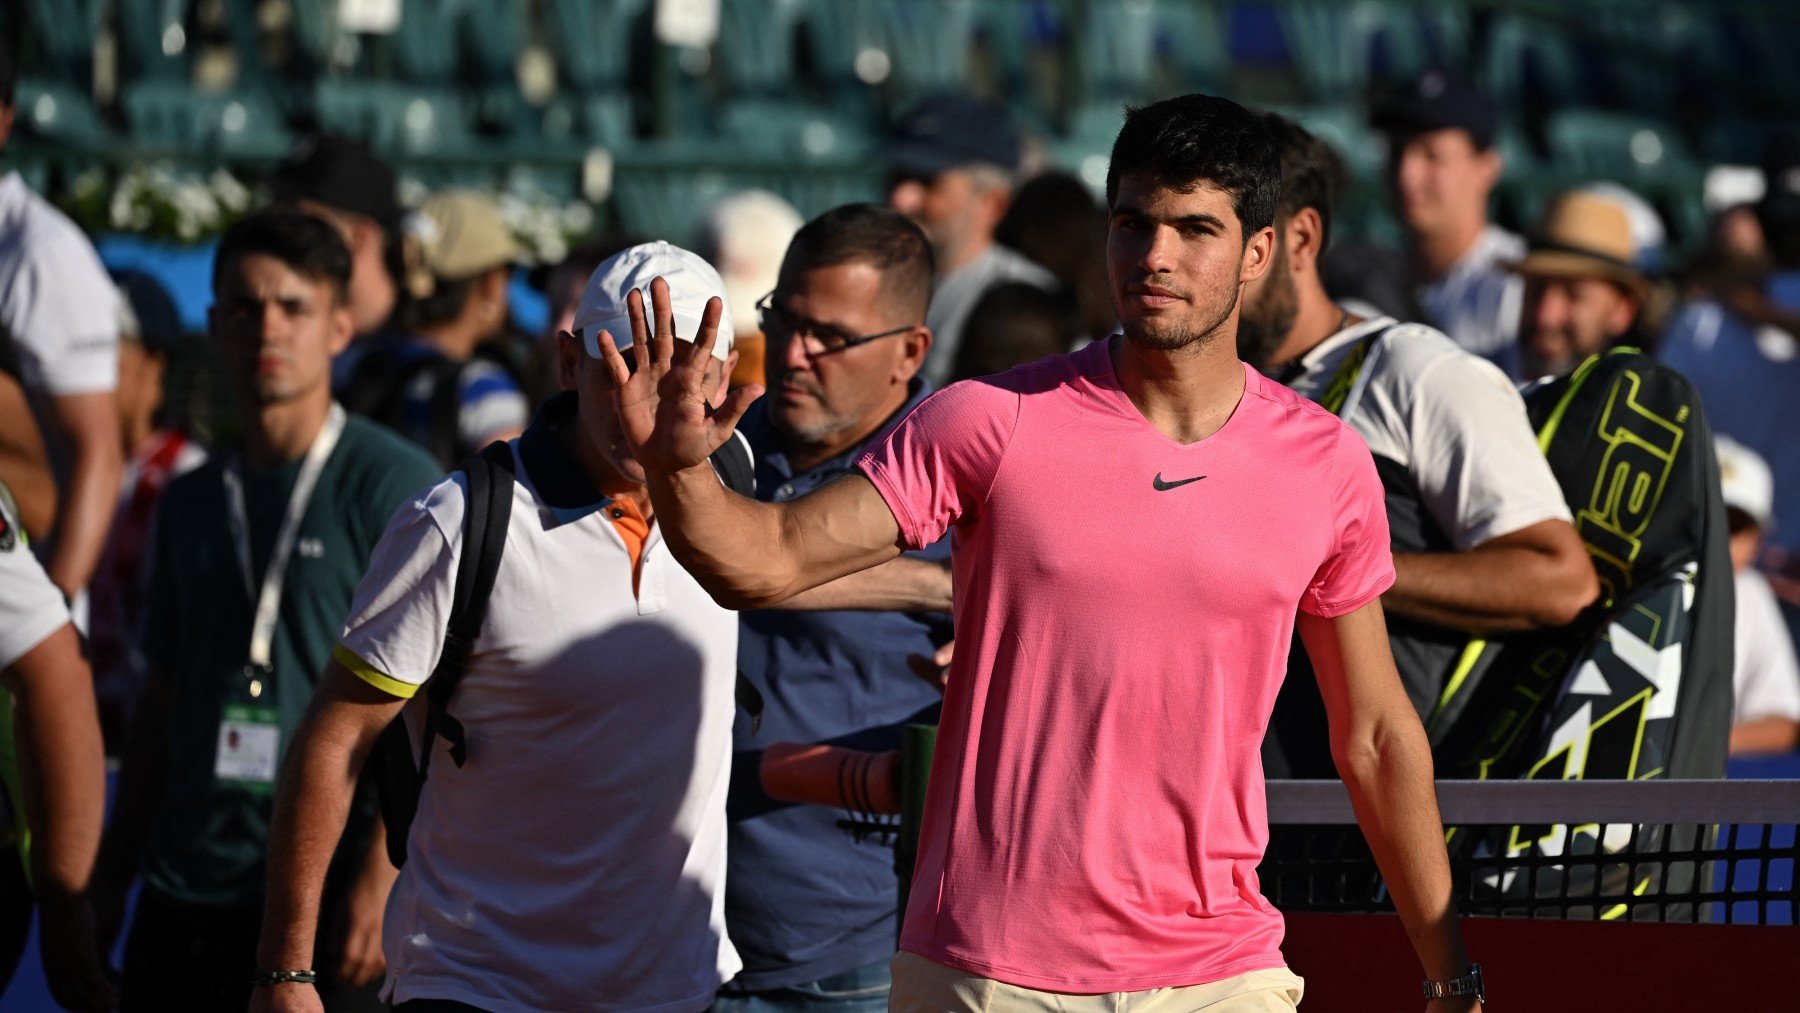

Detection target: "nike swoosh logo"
[1152, 473, 1206, 491]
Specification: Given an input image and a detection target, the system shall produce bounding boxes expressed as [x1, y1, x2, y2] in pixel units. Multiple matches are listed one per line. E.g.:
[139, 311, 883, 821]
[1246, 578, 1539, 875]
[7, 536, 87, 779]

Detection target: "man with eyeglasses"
[714, 204, 954, 1012]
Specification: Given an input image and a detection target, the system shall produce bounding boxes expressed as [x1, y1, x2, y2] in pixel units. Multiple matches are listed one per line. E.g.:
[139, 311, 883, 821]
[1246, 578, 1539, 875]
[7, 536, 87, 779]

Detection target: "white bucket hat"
[571, 241, 735, 363]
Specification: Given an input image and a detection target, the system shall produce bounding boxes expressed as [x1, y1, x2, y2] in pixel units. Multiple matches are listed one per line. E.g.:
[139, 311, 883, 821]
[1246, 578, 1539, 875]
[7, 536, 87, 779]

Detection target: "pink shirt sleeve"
[1300, 427, 1397, 617]
[856, 378, 1020, 550]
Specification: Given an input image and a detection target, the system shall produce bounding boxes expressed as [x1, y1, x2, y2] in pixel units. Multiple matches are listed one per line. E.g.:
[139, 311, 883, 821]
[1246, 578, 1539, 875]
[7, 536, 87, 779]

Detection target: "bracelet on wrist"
[250, 968, 319, 987]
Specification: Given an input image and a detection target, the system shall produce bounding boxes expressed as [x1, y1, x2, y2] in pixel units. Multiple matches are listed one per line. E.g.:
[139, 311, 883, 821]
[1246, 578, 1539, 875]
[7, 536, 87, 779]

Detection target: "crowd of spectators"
[0, 36, 1796, 1012]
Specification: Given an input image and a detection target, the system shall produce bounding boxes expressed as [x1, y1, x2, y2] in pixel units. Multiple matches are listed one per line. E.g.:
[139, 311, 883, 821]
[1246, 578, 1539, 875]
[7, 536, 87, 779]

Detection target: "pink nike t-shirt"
[857, 339, 1394, 992]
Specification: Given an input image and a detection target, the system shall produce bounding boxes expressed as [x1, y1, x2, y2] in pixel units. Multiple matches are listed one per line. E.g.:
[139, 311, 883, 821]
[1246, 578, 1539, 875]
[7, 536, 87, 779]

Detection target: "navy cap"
[271, 134, 402, 229]
[888, 95, 1022, 179]
[1372, 71, 1499, 150]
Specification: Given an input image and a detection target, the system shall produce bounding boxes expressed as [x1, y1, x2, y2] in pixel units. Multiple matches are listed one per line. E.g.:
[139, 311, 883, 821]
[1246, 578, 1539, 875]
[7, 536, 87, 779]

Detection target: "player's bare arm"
[252, 662, 406, 1013]
[597, 278, 905, 608]
[1390, 518, 1597, 633]
[1299, 599, 1480, 1013]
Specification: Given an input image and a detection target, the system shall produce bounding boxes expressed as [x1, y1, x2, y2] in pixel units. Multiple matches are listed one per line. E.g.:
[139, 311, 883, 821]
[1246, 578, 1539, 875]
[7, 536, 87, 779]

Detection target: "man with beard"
[1239, 114, 1595, 770]
[598, 95, 1485, 1011]
[716, 204, 953, 1012]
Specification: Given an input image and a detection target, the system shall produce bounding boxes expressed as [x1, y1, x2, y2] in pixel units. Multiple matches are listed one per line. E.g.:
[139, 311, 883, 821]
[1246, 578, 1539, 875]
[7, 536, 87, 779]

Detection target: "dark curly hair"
[1105, 94, 1282, 241]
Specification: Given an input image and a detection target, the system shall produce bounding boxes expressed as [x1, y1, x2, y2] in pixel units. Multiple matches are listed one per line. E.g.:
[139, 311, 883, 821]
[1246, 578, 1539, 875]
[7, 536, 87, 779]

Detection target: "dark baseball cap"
[1372, 71, 1499, 150]
[888, 94, 1022, 179]
[271, 134, 401, 229]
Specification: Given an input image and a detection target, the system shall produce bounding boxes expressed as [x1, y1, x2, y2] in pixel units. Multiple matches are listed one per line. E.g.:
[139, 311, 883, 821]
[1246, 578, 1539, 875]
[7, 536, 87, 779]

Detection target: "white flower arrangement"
[63, 163, 261, 242]
[63, 162, 598, 265]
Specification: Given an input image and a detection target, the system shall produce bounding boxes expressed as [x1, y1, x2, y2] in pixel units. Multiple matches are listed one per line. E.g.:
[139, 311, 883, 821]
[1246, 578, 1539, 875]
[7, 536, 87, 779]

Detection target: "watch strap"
[1422, 963, 1484, 1002]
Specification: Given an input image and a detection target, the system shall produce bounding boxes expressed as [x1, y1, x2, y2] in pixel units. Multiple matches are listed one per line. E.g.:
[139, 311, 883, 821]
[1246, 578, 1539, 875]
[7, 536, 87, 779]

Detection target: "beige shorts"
[889, 951, 1305, 1012]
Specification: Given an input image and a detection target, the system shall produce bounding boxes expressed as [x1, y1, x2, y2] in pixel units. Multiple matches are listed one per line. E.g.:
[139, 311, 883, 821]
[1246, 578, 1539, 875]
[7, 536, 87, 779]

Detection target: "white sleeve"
[1732, 571, 1800, 724]
[1407, 352, 1573, 550]
[333, 475, 466, 698]
[0, 528, 71, 670]
[5, 236, 120, 396]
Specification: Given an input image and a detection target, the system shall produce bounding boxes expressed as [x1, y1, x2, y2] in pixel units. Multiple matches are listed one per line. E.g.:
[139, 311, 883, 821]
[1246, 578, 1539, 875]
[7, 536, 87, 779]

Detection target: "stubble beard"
[1118, 283, 1241, 354]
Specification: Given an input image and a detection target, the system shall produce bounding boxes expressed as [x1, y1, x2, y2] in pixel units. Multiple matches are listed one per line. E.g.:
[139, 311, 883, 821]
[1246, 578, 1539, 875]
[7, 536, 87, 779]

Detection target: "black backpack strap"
[708, 430, 756, 497]
[418, 439, 515, 772]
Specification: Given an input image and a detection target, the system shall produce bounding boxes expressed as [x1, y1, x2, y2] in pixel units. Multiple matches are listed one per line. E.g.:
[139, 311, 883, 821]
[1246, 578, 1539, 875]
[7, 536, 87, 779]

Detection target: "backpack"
[342, 339, 525, 469]
[373, 427, 758, 868]
[1431, 348, 1735, 782]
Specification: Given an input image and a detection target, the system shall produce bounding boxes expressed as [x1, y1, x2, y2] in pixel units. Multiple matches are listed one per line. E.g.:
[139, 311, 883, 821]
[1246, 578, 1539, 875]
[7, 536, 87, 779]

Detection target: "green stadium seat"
[716, 0, 808, 96]
[1587, 6, 1726, 115]
[114, 0, 194, 83]
[718, 100, 874, 161]
[1074, 0, 1160, 103]
[388, 0, 461, 84]
[20, 0, 103, 87]
[1156, 0, 1229, 95]
[1274, 1, 1468, 100]
[543, 0, 651, 93]
[459, 1, 526, 86]
[802, 0, 978, 103]
[123, 83, 294, 159]
[1481, 12, 1585, 108]
[1264, 103, 1383, 177]
[12, 79, 113, 150]
[1545, 110, 1699, 184]
[313, 81, 478, 159]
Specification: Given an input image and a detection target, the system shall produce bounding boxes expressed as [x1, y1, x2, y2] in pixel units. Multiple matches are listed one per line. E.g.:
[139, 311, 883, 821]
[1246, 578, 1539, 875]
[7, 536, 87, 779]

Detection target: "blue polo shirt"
[723, 380, 949, 991]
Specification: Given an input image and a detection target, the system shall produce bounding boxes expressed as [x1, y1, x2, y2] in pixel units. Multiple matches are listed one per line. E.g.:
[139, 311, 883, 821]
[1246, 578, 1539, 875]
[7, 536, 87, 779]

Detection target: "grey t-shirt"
[923, 244, 1057, 385]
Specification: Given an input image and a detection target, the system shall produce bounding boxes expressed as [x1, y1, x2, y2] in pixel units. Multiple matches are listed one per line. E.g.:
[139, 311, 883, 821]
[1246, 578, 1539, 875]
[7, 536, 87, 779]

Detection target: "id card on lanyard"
[213, 403, 346, 793]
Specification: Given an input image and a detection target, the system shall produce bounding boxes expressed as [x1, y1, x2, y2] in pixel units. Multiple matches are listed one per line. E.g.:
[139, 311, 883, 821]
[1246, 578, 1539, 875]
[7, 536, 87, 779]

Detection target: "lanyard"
[223, 403, 347, 677]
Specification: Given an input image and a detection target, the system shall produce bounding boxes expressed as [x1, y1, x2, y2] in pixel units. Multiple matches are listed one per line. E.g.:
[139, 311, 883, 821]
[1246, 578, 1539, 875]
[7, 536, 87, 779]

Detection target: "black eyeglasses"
[756, 292, 918, 357]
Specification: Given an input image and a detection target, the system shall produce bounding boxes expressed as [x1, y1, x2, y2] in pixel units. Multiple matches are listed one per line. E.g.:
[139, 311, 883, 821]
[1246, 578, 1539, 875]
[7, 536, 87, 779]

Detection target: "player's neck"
[1267, 276, 1358, 370]
[1111, 333, 1246, 445]
[244, 390, 331, 468]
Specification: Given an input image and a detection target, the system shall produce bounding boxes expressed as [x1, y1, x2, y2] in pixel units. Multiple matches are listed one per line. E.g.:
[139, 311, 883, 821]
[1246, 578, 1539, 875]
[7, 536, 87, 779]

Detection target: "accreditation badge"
[215, 705, 281, 792]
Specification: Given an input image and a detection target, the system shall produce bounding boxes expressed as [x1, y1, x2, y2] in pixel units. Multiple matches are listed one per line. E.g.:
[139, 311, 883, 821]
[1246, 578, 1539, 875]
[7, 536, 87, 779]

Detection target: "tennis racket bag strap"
[374, 440, 516, 868]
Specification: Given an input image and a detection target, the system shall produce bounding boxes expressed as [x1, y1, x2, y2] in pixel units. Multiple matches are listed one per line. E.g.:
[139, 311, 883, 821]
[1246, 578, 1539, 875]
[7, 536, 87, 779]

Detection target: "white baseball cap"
[571, 241, 735, 363]
[1717, 435, 1774, 530]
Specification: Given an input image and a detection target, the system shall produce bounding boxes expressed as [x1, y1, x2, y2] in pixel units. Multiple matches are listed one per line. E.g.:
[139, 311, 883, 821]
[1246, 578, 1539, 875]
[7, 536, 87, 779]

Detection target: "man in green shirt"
[93, 209, 440, 1011]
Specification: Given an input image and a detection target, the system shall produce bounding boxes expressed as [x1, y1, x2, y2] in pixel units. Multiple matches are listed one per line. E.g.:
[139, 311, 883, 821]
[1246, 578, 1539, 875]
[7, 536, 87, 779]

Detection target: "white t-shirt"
[335, 436, 741, 1012]
[1732, 568, 1800, 726]
[0, 172, 119, 397]
[0, 497, 67, 671]
[1285, 316, 1572, 551]
[1419, 224, 1524, 365]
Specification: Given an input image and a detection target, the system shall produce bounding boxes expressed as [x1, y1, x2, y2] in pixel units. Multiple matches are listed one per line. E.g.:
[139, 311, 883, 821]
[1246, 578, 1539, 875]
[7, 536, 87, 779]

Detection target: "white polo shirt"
[0, 172, 119, 397]
[335, 414, 741, 1012]
[1285, 316, 1571, 551]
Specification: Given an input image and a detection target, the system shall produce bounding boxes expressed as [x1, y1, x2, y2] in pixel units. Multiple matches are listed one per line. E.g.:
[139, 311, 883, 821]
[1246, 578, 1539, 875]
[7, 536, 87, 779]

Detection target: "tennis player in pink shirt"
[602, 95, 1483, 1011]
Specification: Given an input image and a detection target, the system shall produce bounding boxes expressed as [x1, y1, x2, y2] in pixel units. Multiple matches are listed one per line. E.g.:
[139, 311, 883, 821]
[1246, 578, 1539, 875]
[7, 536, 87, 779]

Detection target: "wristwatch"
[250, 968, 319, 986]
[1422, 963, 1484, 1003]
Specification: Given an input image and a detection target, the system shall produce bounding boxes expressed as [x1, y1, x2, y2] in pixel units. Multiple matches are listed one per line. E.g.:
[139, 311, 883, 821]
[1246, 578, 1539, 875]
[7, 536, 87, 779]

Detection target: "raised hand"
[595, 277, 763, 476]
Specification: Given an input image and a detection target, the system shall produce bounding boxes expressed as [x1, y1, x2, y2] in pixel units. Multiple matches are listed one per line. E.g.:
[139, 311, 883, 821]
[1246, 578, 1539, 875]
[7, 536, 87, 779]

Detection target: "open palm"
[597, 277, 763, 474]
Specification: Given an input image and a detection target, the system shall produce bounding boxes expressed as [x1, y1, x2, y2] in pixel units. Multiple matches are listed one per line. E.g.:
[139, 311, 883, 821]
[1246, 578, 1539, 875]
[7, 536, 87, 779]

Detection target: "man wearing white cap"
[250, 242, 749, 1012]
[1717, 436, 1800, 755]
